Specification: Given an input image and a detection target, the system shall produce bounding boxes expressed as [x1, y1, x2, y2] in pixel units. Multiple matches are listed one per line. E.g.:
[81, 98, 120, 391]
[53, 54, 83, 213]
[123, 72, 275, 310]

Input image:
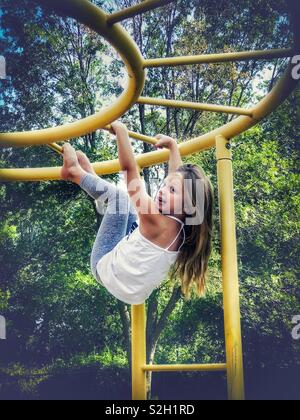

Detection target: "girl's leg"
[76, 150, 138, 233]
[80, 173, 137, 280]
[61, 145, 138, 280]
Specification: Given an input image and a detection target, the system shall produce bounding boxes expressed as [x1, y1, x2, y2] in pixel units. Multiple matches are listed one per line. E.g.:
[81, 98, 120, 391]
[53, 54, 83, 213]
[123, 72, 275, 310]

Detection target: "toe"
[76, 151, 86, 159]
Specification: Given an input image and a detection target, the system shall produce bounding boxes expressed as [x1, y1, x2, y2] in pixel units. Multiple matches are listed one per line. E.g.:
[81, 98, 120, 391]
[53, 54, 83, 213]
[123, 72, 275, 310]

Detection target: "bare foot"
[76, 151, 97, 176]
[61, 144, 85, 184]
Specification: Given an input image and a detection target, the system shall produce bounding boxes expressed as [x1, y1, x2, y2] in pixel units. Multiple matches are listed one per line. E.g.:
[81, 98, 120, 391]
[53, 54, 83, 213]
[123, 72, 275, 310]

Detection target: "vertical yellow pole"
[131, 166, 147, 400]
[216, 134, 245, 401]
[131, 304, 147, 400]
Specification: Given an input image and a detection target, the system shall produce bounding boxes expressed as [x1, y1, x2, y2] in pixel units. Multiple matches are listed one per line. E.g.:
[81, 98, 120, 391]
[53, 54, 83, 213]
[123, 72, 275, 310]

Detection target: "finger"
[109, 124, 117, 135]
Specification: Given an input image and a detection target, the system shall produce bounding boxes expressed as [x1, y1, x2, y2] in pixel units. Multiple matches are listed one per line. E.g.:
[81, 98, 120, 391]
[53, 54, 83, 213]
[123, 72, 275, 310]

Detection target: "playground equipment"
[0, 0, 299, 400]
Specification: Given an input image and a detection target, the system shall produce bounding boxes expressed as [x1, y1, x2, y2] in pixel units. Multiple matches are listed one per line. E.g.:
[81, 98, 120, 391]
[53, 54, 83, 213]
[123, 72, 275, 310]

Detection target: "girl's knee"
[90, 256, 99, 280]
[91, 263, 98, 281]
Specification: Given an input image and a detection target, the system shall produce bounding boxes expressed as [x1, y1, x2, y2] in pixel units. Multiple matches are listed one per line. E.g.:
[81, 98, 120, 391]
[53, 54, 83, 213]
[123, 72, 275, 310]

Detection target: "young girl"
[61, 122, 214, 305]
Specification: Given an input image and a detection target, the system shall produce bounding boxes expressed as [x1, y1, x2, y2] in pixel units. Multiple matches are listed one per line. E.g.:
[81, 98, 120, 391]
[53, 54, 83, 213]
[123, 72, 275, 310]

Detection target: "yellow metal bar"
[2, 58, 298, 182]
[107, 0, 174, 25]
[127, 131, 158, 146]
[144, 48, 295, 68]
[46, 143, 63, 155]
[138, 96, 253, 116]
[104, 125, 158, 146]
[143, 364, 227, 372]
[131, 304, 147, 400]
[216, 134, 245, 401]
[0, 0, 145, 147]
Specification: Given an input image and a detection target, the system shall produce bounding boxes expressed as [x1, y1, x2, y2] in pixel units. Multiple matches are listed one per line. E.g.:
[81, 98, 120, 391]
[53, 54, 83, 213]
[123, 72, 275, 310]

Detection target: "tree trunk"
[146, 287, 182, 399]
[117, 301, 132, 368]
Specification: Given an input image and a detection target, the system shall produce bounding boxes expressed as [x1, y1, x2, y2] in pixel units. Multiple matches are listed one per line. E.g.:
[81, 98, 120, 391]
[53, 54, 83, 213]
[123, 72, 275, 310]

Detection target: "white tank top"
[96, 215, 185, 305]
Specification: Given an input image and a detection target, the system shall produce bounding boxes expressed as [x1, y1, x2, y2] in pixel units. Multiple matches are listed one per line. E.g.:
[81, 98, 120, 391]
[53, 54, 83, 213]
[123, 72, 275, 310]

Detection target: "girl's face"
[155, 173, 185, 218]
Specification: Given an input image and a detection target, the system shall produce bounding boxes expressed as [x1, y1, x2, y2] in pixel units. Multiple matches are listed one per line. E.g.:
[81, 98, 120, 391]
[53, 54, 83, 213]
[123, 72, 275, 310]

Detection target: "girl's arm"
[111, 122, 163, 228]
[155, 135, 183, 173]
[111, 122, 138, 173]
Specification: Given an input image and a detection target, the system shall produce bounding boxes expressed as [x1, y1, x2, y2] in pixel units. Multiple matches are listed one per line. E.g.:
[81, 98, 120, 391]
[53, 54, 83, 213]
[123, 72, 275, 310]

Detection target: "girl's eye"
[170, 187, 175, 193]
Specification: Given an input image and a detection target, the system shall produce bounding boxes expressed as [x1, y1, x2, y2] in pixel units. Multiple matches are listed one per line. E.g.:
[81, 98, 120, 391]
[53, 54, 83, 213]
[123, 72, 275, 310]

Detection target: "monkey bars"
[1, 0, 299, 401]
[143, 48, 296, 68]
[137, 96, 254, 116]
[0, 0, 146, 146]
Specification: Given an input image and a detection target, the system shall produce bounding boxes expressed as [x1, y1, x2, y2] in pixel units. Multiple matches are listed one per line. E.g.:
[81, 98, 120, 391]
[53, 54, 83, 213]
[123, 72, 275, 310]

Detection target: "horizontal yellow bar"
[128, 131, 158, 145]
[107, 0, 174, 25]
[143, 364, 227, 372]
[45, 129, 158, 157]
[138, 96, 253, 116]
[104, 125, 158, 146]
[47, 143, 63, 155]
[144, 48, 295, 68]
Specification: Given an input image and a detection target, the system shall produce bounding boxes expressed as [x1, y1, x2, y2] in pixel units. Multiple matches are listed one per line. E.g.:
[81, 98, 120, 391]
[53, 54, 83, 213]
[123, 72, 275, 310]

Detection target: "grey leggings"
[80, 173, 138, 280]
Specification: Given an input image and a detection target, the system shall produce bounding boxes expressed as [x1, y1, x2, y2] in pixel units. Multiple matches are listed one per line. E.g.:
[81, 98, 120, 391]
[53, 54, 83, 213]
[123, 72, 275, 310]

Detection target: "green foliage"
[0, 0, 299, 399]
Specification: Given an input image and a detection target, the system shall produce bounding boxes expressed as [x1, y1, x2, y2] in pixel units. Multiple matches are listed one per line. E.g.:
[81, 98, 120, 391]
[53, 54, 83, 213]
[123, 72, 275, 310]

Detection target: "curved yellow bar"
[0, 60, 298, 182]
[0, 0, 145, 147]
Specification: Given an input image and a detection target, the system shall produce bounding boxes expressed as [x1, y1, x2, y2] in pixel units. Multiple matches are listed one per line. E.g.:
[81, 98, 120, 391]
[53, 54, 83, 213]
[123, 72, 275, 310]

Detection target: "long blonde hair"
[169, 164, 215, 298]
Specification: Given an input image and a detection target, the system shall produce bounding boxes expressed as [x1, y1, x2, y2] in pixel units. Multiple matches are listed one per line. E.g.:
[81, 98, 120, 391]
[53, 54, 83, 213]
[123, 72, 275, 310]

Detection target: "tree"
[0, 0, 299, 400]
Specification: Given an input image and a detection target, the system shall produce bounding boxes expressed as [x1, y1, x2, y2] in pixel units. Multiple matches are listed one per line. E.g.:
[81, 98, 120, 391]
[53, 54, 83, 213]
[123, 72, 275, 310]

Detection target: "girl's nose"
[160, 188, 167, 198]
[161, 185, 167, 193]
